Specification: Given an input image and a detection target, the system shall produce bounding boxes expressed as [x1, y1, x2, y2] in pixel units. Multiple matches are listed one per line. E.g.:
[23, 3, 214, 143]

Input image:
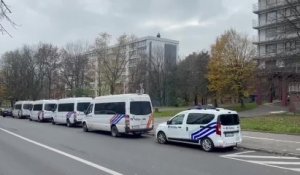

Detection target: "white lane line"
[221, 155, 300, 173]
[297, 148, 300, 151]
[243, 136, 300, 144]
[248, 161, 300, 165]
[0, 128, 123, 175]
[224, 151, 255, 156]
[225, 155, 299, 159]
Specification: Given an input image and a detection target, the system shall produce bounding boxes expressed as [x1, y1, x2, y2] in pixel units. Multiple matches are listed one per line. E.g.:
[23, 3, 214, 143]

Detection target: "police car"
[155, 108, 242, 152]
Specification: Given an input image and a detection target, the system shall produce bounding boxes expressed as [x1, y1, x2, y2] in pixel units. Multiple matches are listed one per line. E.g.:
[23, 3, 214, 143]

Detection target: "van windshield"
[130, 101, 152, 115]
[77, 102, 90, 112]
[45, 103, 56, 111]
[23, 104, 33, 110]
[219, 114, 240, 126]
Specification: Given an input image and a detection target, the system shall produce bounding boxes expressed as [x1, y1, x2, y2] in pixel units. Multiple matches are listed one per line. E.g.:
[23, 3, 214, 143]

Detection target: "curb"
[237, 145, 300, 158]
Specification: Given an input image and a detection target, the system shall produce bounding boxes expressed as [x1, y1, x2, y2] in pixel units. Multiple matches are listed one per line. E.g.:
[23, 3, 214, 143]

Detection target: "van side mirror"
[167, 120, 171, 125]
[84, 110, 88, 115]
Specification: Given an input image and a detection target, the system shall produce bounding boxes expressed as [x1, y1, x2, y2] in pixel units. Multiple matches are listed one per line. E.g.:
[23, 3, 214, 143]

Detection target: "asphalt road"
[0, 116, 299, 175]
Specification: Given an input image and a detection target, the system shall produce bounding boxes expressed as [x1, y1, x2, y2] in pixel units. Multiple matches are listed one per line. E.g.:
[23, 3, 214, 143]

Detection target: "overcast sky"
[1, 0, 257, 57]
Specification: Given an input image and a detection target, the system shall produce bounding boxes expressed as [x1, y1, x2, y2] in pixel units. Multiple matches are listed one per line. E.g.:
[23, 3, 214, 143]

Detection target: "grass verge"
[223, 103, 257, 112]
[241, 114, 300, 135]
[154, 103, 257, 118]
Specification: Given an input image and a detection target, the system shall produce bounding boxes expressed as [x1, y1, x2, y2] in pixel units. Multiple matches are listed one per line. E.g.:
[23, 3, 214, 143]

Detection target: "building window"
[267, 11, 277, 23]
[285, 41, 296, 51]
[266, 44, 277, 54]
[266, 0, 276, 6]
[276, 60, 285, 68]
[266, 28, 277, 38]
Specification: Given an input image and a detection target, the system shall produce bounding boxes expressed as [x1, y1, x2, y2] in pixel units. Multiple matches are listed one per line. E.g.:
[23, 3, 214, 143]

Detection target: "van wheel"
[201, 138, 214, 152]
[66, 119, 72, 127]
[111, 126, 120, 137]
[51, 118, 56, 125]
[29, 117, 32, 121]
[83, 122, 89, 132]
[157, 131, 167, 144]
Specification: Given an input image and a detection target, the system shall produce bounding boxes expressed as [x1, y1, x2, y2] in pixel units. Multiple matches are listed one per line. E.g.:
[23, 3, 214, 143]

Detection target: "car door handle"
[200, 126, 204, 128]
[178, 126, 181, 128]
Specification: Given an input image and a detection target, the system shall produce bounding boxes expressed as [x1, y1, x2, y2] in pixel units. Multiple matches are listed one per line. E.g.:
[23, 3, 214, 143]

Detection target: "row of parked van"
[10, 93, 242, 152]
[12, 94, 154, 136]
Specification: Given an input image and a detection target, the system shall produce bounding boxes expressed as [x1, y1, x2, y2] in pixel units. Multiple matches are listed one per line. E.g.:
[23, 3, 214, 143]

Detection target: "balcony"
[253, 1, 296, 14]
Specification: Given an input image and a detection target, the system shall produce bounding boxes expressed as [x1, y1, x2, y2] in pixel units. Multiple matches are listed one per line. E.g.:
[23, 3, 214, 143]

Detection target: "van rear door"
[129, 101, 152, 130]
[218, 114, 241, 144]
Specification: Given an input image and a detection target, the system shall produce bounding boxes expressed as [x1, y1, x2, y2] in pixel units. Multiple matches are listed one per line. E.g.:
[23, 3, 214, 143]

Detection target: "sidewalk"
[152, 117, 300, 157]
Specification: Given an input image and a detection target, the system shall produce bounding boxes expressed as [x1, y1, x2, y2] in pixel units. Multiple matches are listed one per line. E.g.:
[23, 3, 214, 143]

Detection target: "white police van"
[52, 97, 92, 127]
[156, 108, 242, 152]
[12, 101, 33, 119]
[30, 100, 57, 122]
[82, 94, 154, 137]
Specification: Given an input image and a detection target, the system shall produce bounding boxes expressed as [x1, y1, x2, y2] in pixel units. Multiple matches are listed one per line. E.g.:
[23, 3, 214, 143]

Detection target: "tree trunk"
[214, 98, 218, 107]
[194, 94, 198, 105]
[110, 84, 115, 94]
[240, 97, 245, 108]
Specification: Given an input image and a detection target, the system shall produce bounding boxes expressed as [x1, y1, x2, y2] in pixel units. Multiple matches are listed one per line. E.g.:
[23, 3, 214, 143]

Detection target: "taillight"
[125, 115, 130, 127]
[216, 122, 222, 136]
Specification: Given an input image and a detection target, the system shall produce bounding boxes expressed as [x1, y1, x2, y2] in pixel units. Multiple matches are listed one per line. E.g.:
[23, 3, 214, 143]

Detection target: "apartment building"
[253, 0, 300, 106]
[90, 34, 179, 96]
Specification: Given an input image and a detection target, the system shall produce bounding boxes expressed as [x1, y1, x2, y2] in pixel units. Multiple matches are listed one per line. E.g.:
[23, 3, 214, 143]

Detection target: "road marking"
[0, 128, 123, 175]
[247, 161, 300, 165]
[225, 150, 255, 156]
[225, 155, 299, 159]
[243, 135, 300, 144]
[221, 151, 300, 173]
[221, 155, 300, 172]
[297, 148, 300, 151]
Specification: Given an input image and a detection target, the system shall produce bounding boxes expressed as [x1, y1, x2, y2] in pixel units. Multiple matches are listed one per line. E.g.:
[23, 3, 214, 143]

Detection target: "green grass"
[222, 103, 257, 112]
[154, 107, 187, 118]
[154, 103, 257, 118]
[241, 114, 300, 135]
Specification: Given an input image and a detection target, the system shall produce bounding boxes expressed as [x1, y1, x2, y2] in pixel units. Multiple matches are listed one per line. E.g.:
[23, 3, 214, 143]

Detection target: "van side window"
[45, 104, 57, 111]
[15, 104, 21, 110]
[186, 113, 214, 125]
[86, 104, 93, 114]
[23, 104, 33, 110]
[94, 102, 125, 115]
[33, 104, 43, 111]
[58, 103, 74, 112]
[170, 114, 185, 125]
[77, 102, 90, 112]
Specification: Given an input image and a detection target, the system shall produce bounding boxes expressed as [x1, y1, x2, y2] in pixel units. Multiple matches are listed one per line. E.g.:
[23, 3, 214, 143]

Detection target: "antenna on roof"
[156, 33, 161, 38]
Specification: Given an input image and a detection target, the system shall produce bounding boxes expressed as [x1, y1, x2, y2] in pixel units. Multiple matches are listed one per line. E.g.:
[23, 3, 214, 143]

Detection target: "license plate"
[225, 133, 234, 137]
[132, 125, 140, 129]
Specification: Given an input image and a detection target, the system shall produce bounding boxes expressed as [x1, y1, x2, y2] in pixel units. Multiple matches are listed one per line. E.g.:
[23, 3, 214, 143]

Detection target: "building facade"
[90, 35, 179, 96]
[253, 0, 300, 106]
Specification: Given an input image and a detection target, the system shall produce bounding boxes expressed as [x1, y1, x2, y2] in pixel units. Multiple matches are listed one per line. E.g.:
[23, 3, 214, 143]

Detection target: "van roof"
[94, 94, 150, 101]
[32, 100, 58, 104]
[58, 97, 92, 103]
[15, 101, 34, 105]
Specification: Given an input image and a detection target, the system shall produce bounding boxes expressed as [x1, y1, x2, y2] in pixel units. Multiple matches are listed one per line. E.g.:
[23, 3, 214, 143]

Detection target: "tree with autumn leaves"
[208, 29, 256, 107]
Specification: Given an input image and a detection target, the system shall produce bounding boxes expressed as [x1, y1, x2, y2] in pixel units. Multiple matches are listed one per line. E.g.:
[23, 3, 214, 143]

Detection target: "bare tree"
[0, 0, 16, 37]
[95, 33, 134, 94]
[60, 41, 91, 97]
[35, 43, 60, 98]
